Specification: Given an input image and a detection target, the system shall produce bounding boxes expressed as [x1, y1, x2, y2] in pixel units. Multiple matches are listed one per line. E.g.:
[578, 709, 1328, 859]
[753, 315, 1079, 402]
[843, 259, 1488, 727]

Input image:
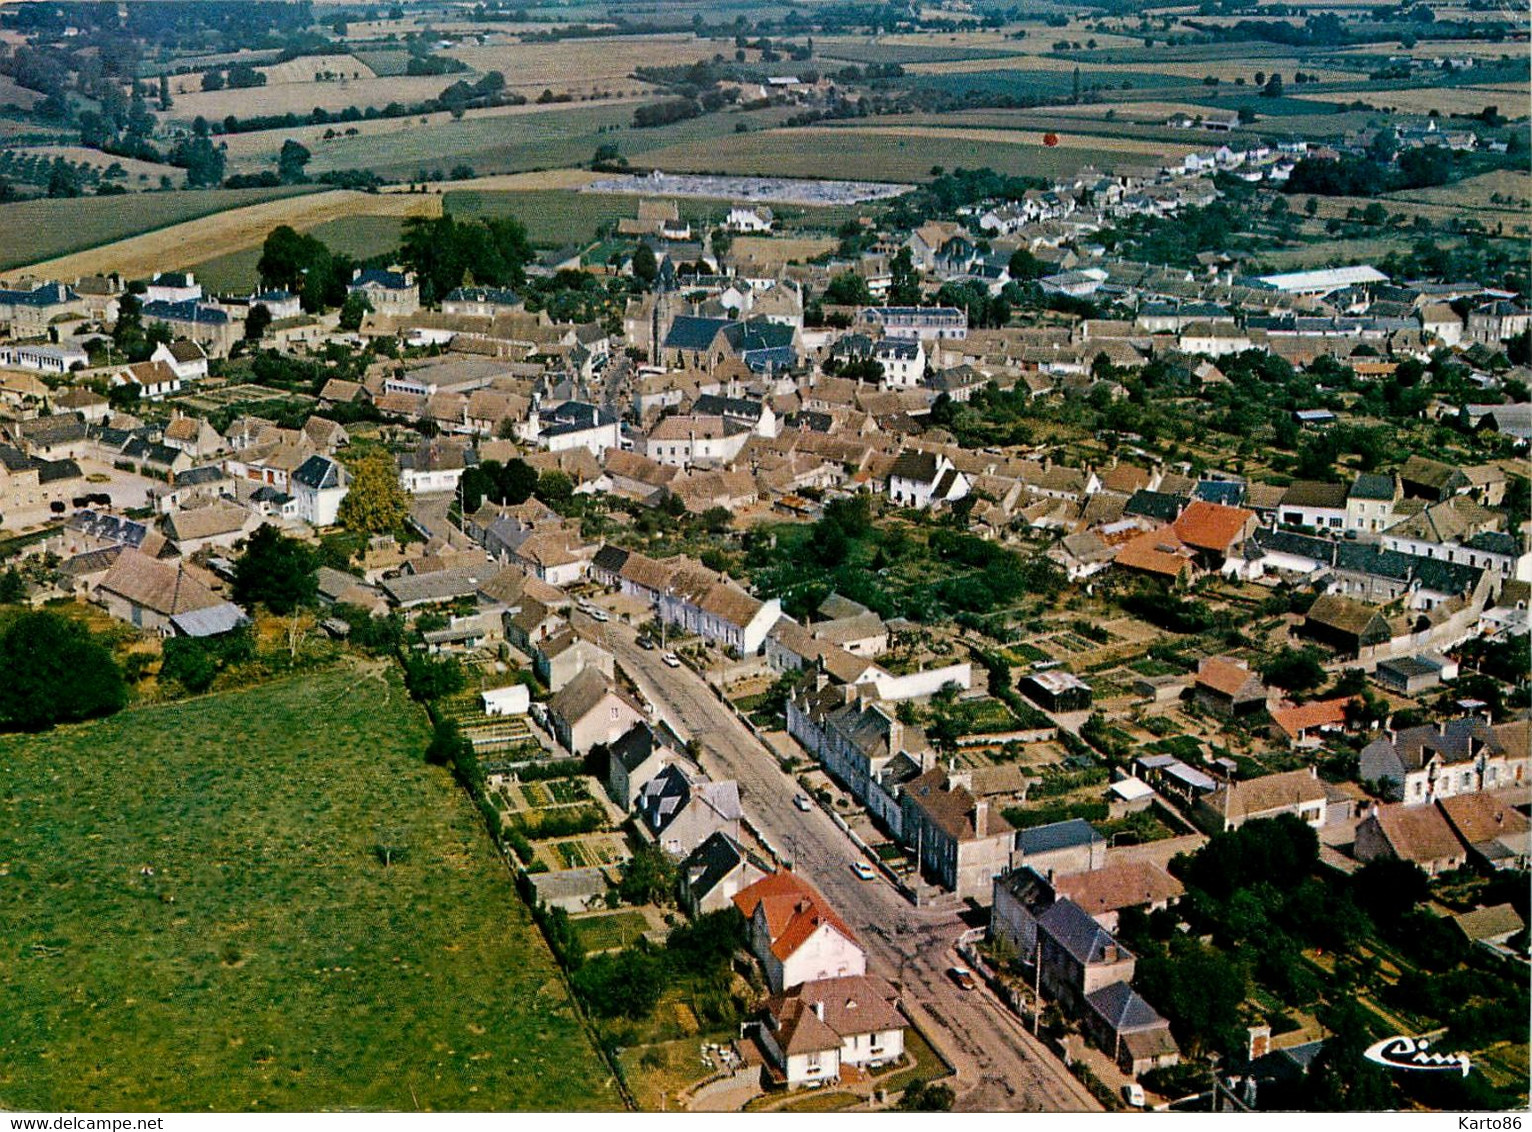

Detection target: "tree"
[232, 524, 319, 614]
[535, 470, 574, 509]
[1260, 645, 1326, 695]
[158, 73, 172, 111]
[1135, 938, 1249, 1057]
[889, 246, 922, 306]
[337, 451, 410, 534]
[0, 611, 127, 731]
[277, 138, 311, 183]
[338, 291, 371, 331]
[617, 843, 677, 906]
[898, 1081, 956, 1111]
[0, 568, 25, 603]
[244, 302, 272, 341]
[631, 242, 658, 286]
[1008, 247, 1044, 280]
[824, 272, 873, 307]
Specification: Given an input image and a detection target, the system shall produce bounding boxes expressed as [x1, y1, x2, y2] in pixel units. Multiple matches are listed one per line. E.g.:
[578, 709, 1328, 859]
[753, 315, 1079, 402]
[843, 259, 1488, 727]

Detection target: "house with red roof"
[1170, 500, 1258, 569]
[733, 871, 866, 993]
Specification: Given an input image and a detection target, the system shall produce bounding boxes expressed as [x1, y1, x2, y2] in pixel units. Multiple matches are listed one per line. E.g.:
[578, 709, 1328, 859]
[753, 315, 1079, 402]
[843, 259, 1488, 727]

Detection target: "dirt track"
[10, 189, 443, 281]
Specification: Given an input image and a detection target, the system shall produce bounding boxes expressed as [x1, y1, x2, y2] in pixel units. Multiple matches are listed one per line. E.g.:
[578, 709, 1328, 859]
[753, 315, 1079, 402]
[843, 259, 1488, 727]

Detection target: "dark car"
[637, 636, 656, 650]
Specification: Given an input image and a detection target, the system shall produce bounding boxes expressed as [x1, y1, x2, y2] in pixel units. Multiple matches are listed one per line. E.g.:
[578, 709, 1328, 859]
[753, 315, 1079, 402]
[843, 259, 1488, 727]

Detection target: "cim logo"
[1363, 1035, 1471, 1077]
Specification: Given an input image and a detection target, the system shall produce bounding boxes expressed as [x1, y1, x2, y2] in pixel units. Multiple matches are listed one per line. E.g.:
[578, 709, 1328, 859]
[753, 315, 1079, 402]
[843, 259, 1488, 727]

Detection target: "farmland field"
[628, 124, 1184, 182]
[166, 74, 472, 126]
[1292, 85, 1528, 117]
[0, 74, 40, 108]
[6, 189, 440, 283]
[0, 664, 617, 1112]
[442, 35, 702, 98]
[0, 185, 319, 273]
[192, 214, 409, 292]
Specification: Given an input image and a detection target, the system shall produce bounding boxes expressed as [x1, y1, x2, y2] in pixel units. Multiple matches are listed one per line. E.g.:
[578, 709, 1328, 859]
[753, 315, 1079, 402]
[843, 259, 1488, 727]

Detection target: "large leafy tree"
[398, 212, 533, 305]
[337, 451, 410, 534]
[232, 524, 318, 614]
[0, 611, 127, 731]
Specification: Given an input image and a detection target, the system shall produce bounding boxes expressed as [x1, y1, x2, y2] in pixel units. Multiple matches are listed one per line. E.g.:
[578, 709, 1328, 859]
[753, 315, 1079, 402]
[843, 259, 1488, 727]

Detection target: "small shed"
[481, 684, 531, 716]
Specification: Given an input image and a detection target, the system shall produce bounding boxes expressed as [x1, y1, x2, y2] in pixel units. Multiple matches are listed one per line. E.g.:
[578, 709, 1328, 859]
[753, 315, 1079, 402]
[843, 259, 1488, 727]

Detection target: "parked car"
[1122, 1083, 1146, 1108]
[587, 609, 609, 622]
[948, 966, 978, 991]
[851, 860, 876, 881]
[662, 652, 682, 668]
[637, 636, 656, 650]
[793, 794, 812, 812]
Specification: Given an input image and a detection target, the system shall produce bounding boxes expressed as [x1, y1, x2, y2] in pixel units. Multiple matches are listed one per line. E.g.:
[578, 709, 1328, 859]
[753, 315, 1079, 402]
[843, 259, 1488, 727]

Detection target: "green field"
[307, 102, 791, 182]
[0, 185, 319, 271]
[445, 187, 860, 246]
[628, 126, 1134, 182]
[0, 664, 617, 1112]
[193, 214, 408, 292]
[570, 909, 651, 954]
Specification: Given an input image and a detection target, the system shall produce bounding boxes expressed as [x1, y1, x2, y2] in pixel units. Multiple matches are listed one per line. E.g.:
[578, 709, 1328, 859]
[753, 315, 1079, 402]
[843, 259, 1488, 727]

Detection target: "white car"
[851, 860, 876, 881]
[586, 608, 609, 622]
[793, 795, 812, 812]
[1122, 1083, 1146, 1108]
[661, 652, 682, 668]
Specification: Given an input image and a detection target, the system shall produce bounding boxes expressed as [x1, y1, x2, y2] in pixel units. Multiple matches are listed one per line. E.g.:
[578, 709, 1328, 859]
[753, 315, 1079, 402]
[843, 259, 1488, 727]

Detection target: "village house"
[732, 870, 867, 994]
[678, 830, 769, 917]
[752, 974, 907, 1090]
[899, 767, 1019, 902]
[546, 668, 647, 756]
[93, 548, 245, 638]
[1359, 718, 1527, 804]
[1196, 767, 1328, 833]
[634, 763, 743, 859]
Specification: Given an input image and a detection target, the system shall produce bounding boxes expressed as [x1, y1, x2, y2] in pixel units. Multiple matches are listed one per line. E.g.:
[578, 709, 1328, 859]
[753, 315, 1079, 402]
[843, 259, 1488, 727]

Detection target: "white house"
[291, 454, 349, 527]
[887, 449, 970, 510]
[151, 339, 210, 383]
[874, 337, 925, 389]
[144, 272, 202, 305]
[733, 871, 867, 994]
[756, 975, 907, 1089]
[726, 205, 774, 233]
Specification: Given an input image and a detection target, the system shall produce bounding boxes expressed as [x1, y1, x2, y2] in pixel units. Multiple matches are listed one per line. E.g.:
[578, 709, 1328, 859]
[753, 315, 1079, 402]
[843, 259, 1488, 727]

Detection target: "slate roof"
[680, 831, 759, 903]
[1019, 818, 1104, 858]
[664, 315, 735, 352]
[1038, 897, 1132, 967]
[292, 455, 343, 491]
[1085, 980, 1166, 1034]
[142, 300, 229, 324]
[1123, 489, 1184, 522]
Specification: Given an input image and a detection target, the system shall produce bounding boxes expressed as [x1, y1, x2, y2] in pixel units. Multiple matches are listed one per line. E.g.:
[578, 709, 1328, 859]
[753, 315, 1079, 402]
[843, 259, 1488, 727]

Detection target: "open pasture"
[0, 665, 616, 1112]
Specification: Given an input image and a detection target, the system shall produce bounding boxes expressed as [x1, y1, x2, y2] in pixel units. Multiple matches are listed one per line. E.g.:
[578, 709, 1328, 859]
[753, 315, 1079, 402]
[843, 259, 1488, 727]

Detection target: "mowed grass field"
[0, 665, 617, 1112]
[0, 185, 318, 272]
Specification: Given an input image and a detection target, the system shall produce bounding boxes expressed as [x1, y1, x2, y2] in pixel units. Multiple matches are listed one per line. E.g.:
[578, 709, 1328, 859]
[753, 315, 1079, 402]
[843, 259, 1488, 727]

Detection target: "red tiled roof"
[1172, 500, 1255, 553]
[733, 871, 859, 961]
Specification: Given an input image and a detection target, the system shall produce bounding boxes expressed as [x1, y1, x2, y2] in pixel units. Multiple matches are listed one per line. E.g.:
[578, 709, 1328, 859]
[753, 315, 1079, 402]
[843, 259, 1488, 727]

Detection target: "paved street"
[601, 619, 1101, 1112]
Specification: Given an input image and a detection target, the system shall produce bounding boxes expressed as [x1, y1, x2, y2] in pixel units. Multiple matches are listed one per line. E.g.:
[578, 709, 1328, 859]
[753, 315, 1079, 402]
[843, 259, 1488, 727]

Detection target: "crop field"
[0, 665, 616, 1112]
[813, 39, 1027, 66]
[7, 188, 439, 283]
[303, 100, 641, 179]
[631, 123, 1197, 182]
[0, 185, 318, 273]
[442, 36, 701, 98]
[1292, 84, 1525, 117]
[192, 213, 409, 292]
[166, 74, 474, 126]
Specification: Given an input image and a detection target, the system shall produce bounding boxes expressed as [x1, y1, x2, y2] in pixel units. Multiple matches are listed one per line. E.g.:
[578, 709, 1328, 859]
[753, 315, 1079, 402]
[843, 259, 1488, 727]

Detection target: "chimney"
[974, 799, 989, 831]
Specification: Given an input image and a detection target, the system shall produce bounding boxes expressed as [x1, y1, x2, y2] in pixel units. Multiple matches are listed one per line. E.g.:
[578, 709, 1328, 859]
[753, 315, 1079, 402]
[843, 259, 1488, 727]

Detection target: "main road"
[597, 618, 1100, 1112]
